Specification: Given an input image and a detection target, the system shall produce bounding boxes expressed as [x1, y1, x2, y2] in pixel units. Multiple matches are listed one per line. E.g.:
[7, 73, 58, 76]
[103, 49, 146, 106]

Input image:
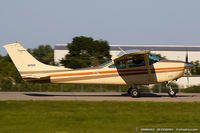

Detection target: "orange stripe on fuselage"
[155, 67, 184, 71]
[98, 70, 117, 74]
[50, 72, 94, 77]
[49, 67, 185, 78]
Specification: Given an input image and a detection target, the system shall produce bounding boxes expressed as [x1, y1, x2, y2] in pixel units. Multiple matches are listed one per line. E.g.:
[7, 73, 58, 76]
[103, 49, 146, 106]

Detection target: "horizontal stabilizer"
[22, 74, 50, 79]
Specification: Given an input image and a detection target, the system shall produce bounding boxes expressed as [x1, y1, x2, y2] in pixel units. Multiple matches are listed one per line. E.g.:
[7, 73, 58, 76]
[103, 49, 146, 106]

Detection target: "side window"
[115, 61, 126, 69]
[128, 60, 134, 67]
[115, 54, 147, 69]
[128, 55, 145, 68]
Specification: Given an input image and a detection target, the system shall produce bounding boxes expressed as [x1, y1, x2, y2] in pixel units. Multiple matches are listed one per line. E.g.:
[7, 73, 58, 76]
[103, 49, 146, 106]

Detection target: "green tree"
[0, 44, 55, 90]
[0, 55, 23, 91]
[60, 36, 111, 68]
[28, 45, 55, 65]
[190, 60, 200, 75]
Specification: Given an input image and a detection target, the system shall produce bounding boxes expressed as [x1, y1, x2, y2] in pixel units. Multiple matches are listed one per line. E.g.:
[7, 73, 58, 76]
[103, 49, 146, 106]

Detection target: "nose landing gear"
[166, 82, 176, 97]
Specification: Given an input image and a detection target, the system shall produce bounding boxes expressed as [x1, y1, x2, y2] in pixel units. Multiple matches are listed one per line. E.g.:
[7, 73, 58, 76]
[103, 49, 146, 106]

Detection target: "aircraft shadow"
[24, 93, 192, 98]
[25, 93, 127, 97]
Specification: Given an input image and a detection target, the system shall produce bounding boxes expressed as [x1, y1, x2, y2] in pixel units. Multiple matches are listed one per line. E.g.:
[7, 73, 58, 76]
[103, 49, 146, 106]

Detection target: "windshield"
[98, 60, 112, 67]
[148, 54, 162, 65]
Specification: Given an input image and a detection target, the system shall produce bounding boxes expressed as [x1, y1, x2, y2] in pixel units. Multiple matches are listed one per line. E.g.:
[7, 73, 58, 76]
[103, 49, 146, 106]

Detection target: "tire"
[130, 89, 140, 98]
[168, 90, 176, 97]
[128, 88, 132, 96]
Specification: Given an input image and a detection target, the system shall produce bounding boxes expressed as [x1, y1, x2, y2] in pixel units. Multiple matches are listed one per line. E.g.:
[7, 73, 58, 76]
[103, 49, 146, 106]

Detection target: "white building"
[54, 44, 200, 88]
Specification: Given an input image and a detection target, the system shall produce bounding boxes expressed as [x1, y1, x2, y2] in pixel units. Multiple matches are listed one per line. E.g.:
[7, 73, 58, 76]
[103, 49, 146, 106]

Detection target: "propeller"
[185, 50, 189, 86]
[186, 49, 188, 63]
[185, 50, 194, 87]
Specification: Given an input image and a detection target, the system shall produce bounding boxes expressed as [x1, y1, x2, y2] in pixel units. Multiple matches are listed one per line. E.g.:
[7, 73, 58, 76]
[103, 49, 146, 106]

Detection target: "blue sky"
[1, 0, 200, 55]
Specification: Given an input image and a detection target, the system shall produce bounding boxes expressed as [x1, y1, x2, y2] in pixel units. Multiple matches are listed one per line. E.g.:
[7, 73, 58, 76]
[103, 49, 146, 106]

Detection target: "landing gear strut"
[128, 85, 140, 97]
[166, 82, 176, 97]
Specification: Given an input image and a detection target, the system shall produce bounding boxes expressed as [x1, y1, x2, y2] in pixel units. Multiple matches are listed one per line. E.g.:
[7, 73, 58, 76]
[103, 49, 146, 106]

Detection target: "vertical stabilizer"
[3, 43, 70, 75]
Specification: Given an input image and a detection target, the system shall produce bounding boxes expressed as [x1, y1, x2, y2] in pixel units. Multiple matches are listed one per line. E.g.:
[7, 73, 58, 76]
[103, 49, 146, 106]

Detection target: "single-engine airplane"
[3, 43, 194, 97]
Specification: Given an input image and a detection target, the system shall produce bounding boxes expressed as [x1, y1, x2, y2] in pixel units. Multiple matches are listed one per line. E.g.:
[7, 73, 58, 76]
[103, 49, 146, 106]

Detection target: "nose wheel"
[166, 82, 176, 97]
[128, 87, 140, 97]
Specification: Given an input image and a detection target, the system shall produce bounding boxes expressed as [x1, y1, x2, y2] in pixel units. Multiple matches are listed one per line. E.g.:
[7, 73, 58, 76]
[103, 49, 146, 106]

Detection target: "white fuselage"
[3, 43, 186, 86]
[22, 60, 185, 85]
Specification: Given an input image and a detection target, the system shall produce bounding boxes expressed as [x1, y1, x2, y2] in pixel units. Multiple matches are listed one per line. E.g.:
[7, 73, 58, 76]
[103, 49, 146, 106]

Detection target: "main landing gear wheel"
[128, 87, 140, 97]
[166, 82, 176, 97]
[168, 89, 176, 97]
[128, 88, 132, 96]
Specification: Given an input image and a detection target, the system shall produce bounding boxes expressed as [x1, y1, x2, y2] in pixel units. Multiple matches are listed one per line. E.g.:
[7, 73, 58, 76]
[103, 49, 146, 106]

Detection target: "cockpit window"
[115, 61, 126, 69]
[108, 63, 116, 68]
[99, 60, 112, 67]
[148, 54, 162, 65]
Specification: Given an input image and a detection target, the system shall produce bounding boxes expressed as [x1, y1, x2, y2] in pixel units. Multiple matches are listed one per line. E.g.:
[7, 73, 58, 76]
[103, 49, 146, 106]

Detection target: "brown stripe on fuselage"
[51, 69, 184, 83]
[119, 69, 183, 76]
[23, 77, 50, 83]
[51, 73, 120, 83]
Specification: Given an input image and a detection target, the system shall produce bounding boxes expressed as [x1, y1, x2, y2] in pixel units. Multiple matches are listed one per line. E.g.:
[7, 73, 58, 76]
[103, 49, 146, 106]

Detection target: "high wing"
[114, 49, 150, 62]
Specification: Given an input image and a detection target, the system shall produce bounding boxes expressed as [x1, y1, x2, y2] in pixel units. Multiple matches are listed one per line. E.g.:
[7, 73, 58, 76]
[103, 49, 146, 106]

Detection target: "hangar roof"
[55, 44, 200, 51]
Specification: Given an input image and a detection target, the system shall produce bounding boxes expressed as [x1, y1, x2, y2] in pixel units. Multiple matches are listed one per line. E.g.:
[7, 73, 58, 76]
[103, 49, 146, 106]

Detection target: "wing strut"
[118, 47, 127, 54]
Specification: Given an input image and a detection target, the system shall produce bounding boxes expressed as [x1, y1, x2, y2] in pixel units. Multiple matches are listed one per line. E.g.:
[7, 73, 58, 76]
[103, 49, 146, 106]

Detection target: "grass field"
[0, 101, 200, 133]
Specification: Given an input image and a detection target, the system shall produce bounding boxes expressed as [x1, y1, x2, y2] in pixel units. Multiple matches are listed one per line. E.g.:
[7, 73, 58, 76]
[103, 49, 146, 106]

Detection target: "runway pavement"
[0, 92, 200, 102]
